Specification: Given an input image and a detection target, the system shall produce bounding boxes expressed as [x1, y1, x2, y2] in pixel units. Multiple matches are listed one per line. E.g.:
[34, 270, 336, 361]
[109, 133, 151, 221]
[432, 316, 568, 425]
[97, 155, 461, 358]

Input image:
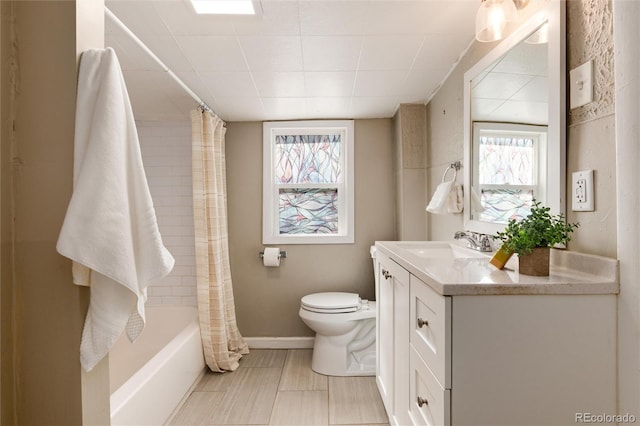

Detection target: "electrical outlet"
[572, 170, 594, 211]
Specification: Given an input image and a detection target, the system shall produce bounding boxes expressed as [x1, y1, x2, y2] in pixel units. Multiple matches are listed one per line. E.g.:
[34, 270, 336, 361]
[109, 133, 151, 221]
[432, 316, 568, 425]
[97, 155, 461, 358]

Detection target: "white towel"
[448, 184, 463, 213]
[57, 48, 175, 372]
[426, 179, 454, 214]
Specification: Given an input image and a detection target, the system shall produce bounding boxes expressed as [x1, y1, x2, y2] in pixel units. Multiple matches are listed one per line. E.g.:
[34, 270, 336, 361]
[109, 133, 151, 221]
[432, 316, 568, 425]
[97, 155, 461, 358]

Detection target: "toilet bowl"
[299, 293, 376, 376]
[298, 247, 378, 376]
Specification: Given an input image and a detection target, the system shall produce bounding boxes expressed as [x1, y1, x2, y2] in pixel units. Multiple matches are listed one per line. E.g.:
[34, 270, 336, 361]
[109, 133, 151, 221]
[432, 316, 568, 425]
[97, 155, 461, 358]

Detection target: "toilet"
[298, 247, 377, 376]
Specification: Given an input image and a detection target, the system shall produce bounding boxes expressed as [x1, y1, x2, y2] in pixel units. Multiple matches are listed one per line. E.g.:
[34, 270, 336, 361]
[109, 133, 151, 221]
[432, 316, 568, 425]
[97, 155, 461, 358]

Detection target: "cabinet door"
[376, 251, 394, 415]
[409, 345, 450, 426]
[392, 259, 411, 426]
[410, 276, 451, 389]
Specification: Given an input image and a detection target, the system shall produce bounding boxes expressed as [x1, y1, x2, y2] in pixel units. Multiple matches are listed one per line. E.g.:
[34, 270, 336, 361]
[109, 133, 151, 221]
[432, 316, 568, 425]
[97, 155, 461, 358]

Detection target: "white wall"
[137, 121, 197, 306]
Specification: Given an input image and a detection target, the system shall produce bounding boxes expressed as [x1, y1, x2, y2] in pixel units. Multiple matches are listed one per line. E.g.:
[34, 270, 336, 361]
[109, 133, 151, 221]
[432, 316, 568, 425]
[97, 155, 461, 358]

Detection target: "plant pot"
[518, 247, 550, 276]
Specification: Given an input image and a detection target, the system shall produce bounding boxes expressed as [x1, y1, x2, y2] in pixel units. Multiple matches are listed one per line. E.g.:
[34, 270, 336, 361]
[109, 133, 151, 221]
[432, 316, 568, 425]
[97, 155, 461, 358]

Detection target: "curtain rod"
[104, 6, 220, 120]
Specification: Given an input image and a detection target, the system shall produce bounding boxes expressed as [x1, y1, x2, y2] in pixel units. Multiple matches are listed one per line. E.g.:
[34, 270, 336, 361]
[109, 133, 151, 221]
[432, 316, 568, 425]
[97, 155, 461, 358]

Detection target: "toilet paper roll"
[263, 247, 281, 267]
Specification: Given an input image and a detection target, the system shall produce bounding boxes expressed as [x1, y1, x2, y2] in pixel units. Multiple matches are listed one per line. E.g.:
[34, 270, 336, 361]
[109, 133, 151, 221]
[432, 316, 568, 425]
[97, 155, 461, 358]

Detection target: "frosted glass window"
[275, 135, 341, 184]
[479, 189, 534, 223]
[478, 136, 534, 185]
[279, 189, 338, 234]
[263, 121, 354, 244]
[473, 123, 546, 224]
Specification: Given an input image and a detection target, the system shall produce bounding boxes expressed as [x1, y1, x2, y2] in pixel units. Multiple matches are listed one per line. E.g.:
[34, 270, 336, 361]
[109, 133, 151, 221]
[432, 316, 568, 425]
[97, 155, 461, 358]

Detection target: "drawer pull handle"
[382, 269, 392, 280]
[417, 396, 429, 407]
[417, 317, 429, 328]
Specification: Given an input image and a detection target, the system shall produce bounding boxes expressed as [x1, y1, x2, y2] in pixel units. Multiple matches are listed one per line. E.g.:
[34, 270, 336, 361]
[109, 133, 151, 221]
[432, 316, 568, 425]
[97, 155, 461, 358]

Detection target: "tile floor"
[168, 349, 390, 426]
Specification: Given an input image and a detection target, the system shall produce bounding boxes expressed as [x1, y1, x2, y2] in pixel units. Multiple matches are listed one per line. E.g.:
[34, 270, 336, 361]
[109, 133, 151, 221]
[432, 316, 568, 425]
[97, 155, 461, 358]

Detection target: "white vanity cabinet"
[375, 241, 619, 426]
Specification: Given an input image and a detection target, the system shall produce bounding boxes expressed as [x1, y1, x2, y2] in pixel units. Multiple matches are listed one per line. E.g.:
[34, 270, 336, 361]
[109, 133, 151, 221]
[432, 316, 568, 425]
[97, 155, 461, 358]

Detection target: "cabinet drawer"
[410, 276, 451, 388]
[409, 345, 450, 426]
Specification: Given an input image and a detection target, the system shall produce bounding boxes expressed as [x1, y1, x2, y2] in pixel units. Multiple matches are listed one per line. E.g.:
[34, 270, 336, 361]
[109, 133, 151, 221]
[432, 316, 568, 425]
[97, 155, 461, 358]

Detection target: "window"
[473, 122, 547, 224]
[263, 120, 354, 244]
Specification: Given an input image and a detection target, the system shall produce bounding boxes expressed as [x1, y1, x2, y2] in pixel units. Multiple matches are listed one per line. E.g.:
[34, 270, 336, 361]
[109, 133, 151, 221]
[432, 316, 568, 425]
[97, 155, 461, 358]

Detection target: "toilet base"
[310, 318, 376, 376]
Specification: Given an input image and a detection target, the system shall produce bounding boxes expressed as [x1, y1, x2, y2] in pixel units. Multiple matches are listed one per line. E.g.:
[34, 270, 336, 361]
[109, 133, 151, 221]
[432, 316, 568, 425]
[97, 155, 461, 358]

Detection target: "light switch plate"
[569, 60, 593, 109]
[572, 170, 594, 211]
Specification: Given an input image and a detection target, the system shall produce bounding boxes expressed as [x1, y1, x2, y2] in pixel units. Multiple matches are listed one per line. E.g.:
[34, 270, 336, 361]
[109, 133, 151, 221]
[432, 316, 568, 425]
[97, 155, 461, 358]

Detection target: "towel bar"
[442, 161, 461, 182]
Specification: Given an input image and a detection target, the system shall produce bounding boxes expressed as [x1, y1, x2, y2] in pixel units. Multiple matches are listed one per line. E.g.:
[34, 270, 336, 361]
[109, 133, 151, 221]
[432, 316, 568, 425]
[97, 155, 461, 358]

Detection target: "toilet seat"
[301, 292, 360, 313]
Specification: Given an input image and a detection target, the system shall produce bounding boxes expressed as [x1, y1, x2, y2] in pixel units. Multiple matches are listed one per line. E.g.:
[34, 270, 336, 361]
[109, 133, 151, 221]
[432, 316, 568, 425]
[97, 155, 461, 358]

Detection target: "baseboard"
[244, 337, 315, 349]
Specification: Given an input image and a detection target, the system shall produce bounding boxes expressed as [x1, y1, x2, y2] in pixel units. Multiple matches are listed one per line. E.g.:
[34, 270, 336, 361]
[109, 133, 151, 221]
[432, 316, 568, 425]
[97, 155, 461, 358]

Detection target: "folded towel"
[57, 48, 174, 372]
[426, 180, 454, 214]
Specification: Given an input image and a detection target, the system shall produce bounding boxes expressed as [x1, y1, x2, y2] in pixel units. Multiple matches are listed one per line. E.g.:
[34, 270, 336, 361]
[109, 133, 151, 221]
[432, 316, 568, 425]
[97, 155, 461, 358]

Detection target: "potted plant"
[492, 200, 579, 276]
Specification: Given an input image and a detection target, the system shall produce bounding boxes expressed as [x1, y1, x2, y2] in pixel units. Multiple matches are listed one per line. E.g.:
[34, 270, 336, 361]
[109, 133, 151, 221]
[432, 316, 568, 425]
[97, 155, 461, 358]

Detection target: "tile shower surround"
[138, 121, 197, 306]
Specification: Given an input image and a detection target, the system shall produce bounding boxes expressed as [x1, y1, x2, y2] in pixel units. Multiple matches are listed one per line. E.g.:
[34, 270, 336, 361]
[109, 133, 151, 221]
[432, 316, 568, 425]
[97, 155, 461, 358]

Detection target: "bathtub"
[109, 306, 205, 426]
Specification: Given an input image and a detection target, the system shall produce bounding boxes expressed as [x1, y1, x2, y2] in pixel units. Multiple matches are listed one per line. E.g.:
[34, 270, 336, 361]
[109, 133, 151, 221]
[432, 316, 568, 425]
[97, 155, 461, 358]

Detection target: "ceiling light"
[475, 0, 518, 42]
[189, 0, 259, 15]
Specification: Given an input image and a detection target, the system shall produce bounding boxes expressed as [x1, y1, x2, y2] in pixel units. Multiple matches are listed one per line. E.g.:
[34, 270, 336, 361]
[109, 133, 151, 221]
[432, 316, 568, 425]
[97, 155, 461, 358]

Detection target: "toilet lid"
[301, 292, 360, 313]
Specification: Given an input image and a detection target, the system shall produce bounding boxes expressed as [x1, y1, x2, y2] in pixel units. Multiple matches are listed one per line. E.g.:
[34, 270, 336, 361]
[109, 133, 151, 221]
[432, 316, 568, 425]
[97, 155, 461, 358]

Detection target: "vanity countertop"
[375, 240, 619, 296]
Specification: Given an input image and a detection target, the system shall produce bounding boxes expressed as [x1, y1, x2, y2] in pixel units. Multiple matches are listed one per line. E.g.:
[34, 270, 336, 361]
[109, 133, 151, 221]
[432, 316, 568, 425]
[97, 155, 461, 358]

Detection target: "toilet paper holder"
[259, 250, 287, 260]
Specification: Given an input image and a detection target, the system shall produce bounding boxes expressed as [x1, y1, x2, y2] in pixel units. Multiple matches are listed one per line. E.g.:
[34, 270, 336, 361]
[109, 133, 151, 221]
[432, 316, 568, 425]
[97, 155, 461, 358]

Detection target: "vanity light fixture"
[189, 0, 260, 15]
[475, 0, 518, 42]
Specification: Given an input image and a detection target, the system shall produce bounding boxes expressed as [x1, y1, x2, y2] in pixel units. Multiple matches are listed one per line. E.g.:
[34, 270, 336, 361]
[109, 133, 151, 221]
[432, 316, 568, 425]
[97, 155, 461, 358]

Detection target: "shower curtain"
[191, 109, 249, 372]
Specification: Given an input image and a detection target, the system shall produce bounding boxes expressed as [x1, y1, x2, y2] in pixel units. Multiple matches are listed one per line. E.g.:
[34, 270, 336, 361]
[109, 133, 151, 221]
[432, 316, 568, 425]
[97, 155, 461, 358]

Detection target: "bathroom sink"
[393, 242, 490, 260]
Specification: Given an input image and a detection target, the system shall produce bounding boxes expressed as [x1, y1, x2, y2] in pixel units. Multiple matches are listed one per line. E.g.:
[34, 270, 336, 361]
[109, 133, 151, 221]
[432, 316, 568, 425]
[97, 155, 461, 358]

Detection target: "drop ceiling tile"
[512, 76, 548, 103]
[252, 72, 305, 98]
[141, 36, 194, 72]
[198, 71, 259, 98]
[351, 96, 400, 118]
[472, 73, 533, 101]
[174, 71, 217, 103]
[239, 36, 304, 71]
[211, 97, 265, 122]
[471, 98, 504, 121]
[353, 70, 408, 97]
[261, 98, 309, 120]
[304, 72, 356, 97]
[152, 1, 236, 35]
[301, 36, 362, 72]
[175, 36, 248, 71]
[412, 33, 473, 70]
[489, 100, 548, 125]
[358, 35, 424, 71]
[399, 67, 448, 101]
[419, 1, 478, 36]
[299, 1, 368, 36]
[106, 35, 159, 71]
[493, 42, 547, 76]
[363, 1, 474, 35]
[106, 1, 171, 36]
[233, 1, 300, 35]
[306, 97, 352, 119]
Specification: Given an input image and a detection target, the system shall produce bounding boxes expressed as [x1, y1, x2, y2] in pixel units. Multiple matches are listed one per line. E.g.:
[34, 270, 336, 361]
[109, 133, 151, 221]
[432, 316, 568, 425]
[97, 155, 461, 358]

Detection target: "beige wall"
[565, 0, 616, 258]
[226, 119, 396, 337]
[392, 104, 426, 241]
[425, 1, 616, 259]
[425, 41, 494, 241]
[1, 2, 103, 425]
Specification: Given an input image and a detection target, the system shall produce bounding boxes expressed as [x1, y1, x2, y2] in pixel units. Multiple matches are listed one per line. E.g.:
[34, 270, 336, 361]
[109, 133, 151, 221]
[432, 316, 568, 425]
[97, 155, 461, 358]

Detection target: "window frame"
[262, 120, 354, 245]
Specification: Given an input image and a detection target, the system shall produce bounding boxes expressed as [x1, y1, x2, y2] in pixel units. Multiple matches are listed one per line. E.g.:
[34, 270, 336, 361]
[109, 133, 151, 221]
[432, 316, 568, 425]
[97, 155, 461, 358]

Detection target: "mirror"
[463, 1, 566, 235]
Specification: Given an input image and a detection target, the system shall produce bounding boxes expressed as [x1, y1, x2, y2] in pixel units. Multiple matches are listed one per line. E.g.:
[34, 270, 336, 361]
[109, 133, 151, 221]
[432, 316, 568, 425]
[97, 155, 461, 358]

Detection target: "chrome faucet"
[454, 231, 492, 252]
